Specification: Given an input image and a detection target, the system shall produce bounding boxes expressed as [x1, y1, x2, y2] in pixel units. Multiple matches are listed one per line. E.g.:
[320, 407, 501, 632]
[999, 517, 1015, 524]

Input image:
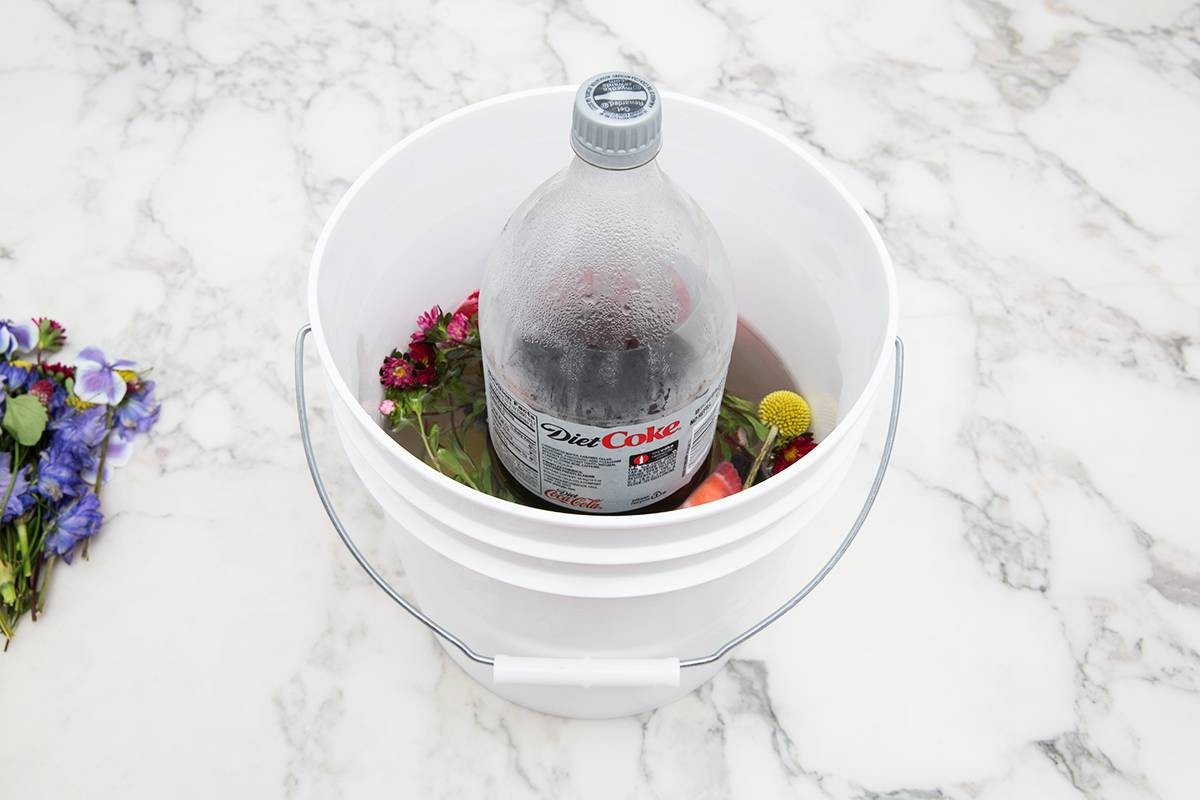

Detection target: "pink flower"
[29, 379, 56, 408]
[446, 311, 470, 342]
[416, 305, 441, 332]
[380, 355, 415, 388]
[378, 399, 396, 415]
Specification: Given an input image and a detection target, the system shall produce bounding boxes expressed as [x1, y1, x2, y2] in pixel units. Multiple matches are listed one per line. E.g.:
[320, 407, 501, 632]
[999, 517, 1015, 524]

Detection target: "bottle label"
[484, 364, 725, 513]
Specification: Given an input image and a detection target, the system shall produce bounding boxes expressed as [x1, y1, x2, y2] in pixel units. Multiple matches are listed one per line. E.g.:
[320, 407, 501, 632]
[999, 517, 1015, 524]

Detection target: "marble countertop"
[3, 0, 1199, 797]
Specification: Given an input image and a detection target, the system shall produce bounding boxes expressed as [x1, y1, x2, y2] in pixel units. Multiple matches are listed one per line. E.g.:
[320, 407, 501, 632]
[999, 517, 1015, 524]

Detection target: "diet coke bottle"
[480, 72, 736, 513]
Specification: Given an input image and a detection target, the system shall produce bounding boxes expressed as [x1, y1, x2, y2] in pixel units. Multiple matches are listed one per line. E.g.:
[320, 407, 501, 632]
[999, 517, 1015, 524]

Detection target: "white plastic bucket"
[301, 87, 898, 718]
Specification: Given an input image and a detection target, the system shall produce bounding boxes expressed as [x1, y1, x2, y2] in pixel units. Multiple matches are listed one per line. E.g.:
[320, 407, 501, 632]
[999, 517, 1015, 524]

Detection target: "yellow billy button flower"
[745, 389, 813, 490]
[757, 390, 811, 439]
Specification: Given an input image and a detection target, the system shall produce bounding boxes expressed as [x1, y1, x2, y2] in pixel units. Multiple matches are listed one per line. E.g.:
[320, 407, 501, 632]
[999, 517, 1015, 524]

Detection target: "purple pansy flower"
[73, 346, 135, 405]
[82, 427, 136, 486]
[43, 492, 103, 563]
[114, 379, 159, 434]
[0, 453, 34, 523]
[0, 319, 36, 357]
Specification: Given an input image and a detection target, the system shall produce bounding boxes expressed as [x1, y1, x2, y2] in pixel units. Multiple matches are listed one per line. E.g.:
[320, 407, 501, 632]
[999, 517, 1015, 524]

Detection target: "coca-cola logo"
[544, 489, 602, 510]
[541, 420, 681, 450]
[602, 421, 679, 449]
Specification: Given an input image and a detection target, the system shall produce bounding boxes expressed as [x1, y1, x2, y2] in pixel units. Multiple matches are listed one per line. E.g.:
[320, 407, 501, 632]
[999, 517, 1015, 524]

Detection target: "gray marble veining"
[2, 0, 1198, 797]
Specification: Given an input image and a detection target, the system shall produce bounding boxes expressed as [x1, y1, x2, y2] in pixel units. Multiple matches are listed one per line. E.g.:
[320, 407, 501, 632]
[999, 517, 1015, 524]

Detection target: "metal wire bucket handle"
[295, 325, 903, 688]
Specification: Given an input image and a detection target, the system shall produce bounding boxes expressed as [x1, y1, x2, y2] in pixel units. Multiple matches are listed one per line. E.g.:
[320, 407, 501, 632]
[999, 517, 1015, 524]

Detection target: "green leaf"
[0, 560, 15, 606]
[436, 446, 475, 488]
[3, 394, 48, 446]
[478, 454, 492, 490]
[742, 417, 764, 440]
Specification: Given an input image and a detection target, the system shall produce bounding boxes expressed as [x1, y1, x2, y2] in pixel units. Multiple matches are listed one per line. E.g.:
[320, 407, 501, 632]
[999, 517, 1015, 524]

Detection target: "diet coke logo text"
[543, 489, 603, 510]
[540, 421, 680, 450]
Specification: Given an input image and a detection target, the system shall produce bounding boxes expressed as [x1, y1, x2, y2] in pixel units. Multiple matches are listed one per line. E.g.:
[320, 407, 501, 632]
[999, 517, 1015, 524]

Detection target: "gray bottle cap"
[571, 72, 662, 170]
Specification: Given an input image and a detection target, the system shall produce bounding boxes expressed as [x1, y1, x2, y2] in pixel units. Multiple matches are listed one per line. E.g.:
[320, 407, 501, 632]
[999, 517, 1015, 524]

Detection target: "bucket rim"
[308, 85, 898, 530]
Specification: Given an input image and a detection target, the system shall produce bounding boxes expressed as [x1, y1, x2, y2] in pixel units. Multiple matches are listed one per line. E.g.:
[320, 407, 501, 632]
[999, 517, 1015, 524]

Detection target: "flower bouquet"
[377, 292, 519, 499]
[0, 318, 159, 647]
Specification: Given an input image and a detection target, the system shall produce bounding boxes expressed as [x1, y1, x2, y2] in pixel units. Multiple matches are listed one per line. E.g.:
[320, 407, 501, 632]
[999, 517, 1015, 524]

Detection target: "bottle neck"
[568, 151, 662, 175]
[567, 153, 664, 189]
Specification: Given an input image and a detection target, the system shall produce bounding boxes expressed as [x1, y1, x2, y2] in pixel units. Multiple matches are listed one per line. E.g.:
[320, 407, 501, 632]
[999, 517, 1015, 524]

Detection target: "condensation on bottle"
[480, 72, 736, 514]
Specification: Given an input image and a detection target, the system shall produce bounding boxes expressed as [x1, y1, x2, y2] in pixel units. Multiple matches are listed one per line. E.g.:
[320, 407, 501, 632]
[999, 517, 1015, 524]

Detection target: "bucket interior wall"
[315, 90, 890, 441]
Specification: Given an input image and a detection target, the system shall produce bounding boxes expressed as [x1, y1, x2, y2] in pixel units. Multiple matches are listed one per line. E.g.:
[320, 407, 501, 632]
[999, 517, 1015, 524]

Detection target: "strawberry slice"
[680, 461, 742, 508]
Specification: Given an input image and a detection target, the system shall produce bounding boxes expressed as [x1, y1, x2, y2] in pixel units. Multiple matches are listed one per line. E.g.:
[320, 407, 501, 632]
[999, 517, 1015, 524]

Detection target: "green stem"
[447, 394, 478, 472]
[29, 554, 41, 621]
[35, 555, 55, 616]
[16, 523, 29, 577]
[92, 406, 116, 498]
[417, 403, 481, 491]
[744, 425, 778, 490]
[84, 406, 116, 560]
[414, 407, 439, 469]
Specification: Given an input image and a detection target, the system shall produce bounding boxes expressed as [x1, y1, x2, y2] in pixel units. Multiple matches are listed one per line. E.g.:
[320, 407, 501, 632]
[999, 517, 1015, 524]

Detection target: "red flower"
[771, 433, 817, 475]
[454, 290, 479, 320]
[412, 367, 437, 387]
[446, 311, 470, 343]
[29, 379, 56, 407]
[409, 341, 436, 370]
[380, 355, 415, 388]
[41, 362, 75, 380]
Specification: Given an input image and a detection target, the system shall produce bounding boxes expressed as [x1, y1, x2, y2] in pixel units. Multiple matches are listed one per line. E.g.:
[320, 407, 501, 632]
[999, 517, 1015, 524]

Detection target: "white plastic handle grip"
[492, 656, 681, 688]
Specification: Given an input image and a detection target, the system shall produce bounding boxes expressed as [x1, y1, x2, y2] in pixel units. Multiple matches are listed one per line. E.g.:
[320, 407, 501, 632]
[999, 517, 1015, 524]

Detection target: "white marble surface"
[3, 0, 1199, 796]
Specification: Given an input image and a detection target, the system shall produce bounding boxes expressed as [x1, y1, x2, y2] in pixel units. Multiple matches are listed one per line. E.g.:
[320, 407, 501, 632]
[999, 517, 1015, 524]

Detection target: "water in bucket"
[479, 72, 737, 513]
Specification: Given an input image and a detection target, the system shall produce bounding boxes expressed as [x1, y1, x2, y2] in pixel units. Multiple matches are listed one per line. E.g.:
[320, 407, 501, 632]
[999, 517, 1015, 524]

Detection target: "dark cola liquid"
[504, 330, 697, 425]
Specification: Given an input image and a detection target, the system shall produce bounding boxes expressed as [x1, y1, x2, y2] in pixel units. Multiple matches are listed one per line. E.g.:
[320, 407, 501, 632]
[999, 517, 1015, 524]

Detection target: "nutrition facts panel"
[485, 370, 541, 491]
[683, 383, 722, 476]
